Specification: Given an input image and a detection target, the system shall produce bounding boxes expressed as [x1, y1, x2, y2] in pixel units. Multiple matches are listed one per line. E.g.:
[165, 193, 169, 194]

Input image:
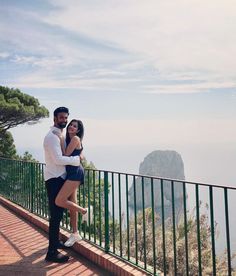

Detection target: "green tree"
[0, 131, 16, 158]
[126, 206, 236, 275]
[16, 151, 38, 162]
[78, 158, 105, 233]
[0, 86, 49, 158]
[0, 86, 49, 133]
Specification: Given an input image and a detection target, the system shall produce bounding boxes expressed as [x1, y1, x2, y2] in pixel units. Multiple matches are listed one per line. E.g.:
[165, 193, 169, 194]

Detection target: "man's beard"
[57, 122, 67, 129]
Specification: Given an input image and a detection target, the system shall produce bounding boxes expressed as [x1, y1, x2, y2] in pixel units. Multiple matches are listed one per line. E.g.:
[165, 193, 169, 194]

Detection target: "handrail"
[1, 157, 235, 190]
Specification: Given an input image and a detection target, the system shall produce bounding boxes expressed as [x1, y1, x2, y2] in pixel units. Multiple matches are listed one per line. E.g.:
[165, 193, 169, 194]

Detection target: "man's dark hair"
[53, 107, 69, 117]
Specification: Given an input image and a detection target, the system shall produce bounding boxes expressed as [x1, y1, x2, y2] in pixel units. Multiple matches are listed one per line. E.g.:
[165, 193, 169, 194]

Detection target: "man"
[43, 106, 80, 263]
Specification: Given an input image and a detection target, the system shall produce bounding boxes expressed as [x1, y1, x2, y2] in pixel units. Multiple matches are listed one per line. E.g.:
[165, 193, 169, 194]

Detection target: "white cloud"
[144, 81, 236, 94]
[11, 67, 235, 93]
[12, 55, 66, 68]
[43, 0, 236, 89]
[2, 0, 236, 93]
[0, 52, 10, 59]
[8, 68, 127, 89]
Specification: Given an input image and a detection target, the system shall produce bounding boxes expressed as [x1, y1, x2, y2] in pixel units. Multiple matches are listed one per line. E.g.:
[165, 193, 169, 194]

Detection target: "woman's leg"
[55, 180, 86, 214]
[68, 188, 78, 233]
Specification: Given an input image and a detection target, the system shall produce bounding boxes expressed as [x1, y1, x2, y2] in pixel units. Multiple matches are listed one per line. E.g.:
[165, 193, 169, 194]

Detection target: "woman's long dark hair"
[66, 119, 84, 146]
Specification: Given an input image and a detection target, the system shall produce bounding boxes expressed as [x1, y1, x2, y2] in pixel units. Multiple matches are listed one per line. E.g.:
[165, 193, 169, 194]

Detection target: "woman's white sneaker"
[64, 233, 82, 247]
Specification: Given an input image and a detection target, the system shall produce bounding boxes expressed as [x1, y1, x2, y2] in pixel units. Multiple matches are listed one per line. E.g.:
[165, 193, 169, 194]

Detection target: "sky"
[1, 0, 236, 187]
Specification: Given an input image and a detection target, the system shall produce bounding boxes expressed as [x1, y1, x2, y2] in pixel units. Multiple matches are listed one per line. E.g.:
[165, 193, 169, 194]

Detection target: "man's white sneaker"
[64, 233, 82, 247]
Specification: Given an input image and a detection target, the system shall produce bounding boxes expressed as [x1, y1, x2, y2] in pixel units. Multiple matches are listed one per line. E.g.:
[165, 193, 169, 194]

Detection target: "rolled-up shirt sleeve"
[46, 134, 80, 166]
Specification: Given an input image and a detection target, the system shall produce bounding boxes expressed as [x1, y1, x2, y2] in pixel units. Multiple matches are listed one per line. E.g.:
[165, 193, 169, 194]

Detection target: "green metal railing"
[0, 157, 235, 275]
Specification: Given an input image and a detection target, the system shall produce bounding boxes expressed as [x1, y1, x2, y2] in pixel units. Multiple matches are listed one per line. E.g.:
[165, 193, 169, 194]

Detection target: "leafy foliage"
[125, 206, 236, 275]
[16, 151, 38, 162]
[0, 86, 49, 159]
[0, 131, 17, 158]
[0, 86, 49, 133]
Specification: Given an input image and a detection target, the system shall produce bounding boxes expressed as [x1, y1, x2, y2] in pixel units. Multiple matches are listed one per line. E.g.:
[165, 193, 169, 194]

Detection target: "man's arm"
[45, 135, 80, 166]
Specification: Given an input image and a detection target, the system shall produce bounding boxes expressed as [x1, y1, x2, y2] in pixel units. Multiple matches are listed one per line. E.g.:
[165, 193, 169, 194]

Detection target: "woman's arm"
[64, 136, 81, 156]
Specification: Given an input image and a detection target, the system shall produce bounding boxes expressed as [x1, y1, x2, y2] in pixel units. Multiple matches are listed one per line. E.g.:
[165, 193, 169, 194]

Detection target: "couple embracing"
[43, 106, 90, 263]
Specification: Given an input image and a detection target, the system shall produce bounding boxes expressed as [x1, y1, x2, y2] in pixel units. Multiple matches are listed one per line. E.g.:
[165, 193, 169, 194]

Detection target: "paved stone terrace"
[0, 203, 111, 276]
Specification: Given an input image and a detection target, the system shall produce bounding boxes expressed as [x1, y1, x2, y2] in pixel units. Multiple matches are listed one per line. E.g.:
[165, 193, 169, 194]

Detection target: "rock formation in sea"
[128, 150, 185, 222]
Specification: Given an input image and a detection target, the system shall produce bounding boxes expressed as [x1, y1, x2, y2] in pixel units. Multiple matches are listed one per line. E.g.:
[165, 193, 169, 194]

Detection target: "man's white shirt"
[43, 126, 80, 181]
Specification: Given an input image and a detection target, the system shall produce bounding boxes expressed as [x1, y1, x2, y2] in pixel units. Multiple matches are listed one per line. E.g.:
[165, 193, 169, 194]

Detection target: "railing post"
[30, 162, 35, 213]
[224, 188, 232, 276]
[104, 171, 110, 253]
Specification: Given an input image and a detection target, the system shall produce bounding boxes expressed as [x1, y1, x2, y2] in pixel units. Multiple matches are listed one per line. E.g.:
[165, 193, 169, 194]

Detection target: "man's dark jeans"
[45, 177, 65, 252]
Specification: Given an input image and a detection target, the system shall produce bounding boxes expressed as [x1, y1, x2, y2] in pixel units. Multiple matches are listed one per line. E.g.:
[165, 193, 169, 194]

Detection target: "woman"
[54, 119, 87, 247]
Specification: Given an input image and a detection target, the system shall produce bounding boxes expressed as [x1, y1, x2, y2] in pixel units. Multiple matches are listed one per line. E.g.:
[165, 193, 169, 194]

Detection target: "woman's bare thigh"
[57, 180, 79, 201]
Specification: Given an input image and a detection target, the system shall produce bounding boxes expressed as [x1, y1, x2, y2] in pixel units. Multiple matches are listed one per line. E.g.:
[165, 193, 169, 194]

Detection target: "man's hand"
[80, 153, 84, 160]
